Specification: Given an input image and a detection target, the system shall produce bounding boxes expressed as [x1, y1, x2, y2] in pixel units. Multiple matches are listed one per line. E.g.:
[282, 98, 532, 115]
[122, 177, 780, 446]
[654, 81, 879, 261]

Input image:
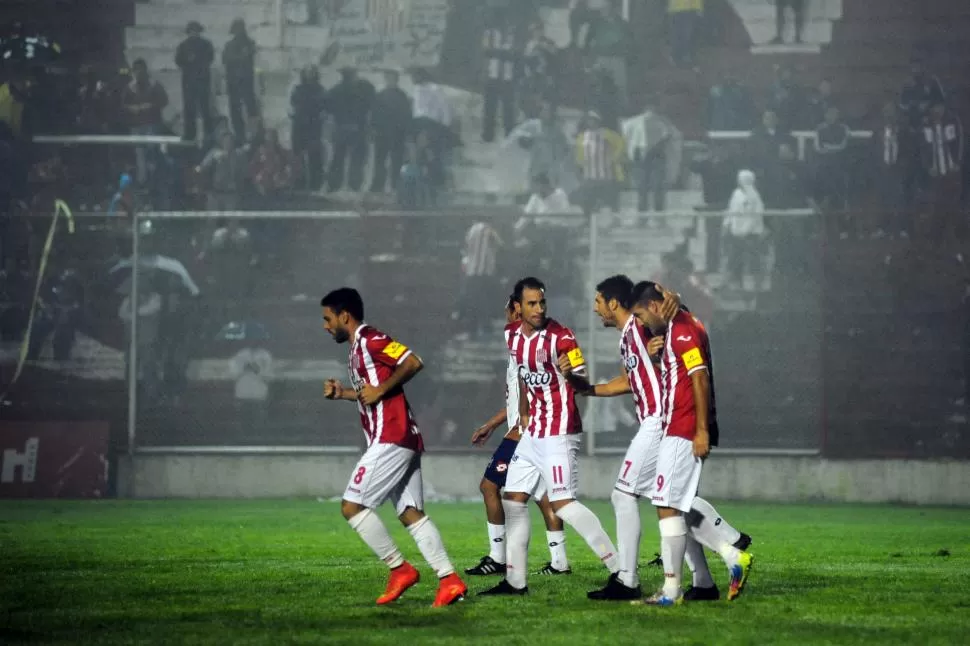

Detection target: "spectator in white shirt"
[411, 68, 451, 128]
[524, 172, 571, 214]
[723, 169, 769, 291]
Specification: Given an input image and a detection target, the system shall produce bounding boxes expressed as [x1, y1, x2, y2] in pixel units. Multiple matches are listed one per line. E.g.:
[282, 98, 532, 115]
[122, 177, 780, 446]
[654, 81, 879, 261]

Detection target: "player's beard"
[331, 327, 350, 343]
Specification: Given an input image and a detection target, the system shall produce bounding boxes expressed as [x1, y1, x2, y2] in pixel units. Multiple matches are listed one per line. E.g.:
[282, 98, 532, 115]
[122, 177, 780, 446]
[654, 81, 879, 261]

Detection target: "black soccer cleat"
[465, 556, 506, 576]
[683, 585, 721, 601]
[734, 532, 752, 552]
[478, 579, 528, 596]
[536, 562, 572, 575]
[587, 572, 642, 601]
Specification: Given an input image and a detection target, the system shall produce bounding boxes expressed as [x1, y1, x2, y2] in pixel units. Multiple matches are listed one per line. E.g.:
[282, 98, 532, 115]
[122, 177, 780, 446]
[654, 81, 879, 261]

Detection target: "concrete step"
[135, 1, 281, 30]
[727, 0, 841, 46]
[126, 24, 282, 52]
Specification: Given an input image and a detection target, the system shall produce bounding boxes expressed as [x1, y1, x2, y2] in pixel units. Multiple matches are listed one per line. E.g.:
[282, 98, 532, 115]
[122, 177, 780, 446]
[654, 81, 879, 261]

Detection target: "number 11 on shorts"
[552, 465, 564, 485]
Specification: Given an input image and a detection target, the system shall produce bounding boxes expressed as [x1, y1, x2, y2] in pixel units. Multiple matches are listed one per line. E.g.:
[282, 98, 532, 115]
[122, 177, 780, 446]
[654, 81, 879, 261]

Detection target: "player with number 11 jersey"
[480, 277, 620, 597]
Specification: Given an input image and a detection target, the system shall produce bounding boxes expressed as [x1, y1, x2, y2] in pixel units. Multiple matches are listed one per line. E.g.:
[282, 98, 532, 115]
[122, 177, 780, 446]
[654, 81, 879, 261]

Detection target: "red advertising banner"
[0, 422, 110, 498]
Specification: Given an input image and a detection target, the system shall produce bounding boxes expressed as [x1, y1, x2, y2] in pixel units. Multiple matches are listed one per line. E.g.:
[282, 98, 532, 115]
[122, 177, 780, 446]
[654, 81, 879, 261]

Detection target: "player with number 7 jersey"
[320, 287, 467, 608]
[480, 277, 620, 597]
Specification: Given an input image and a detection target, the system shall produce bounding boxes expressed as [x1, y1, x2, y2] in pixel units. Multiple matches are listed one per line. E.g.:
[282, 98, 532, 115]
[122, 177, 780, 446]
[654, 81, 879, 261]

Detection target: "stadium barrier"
[4, 205, 968, 502]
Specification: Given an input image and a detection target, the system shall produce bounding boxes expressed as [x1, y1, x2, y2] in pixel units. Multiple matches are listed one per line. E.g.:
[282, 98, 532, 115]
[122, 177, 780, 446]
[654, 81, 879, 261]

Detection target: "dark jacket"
[175, 35, 214, 83]
[326, 78, 375, 129]
[222, 36, 257, 82]
[372, 87, 411, 137]
[290, 81, 327, 134]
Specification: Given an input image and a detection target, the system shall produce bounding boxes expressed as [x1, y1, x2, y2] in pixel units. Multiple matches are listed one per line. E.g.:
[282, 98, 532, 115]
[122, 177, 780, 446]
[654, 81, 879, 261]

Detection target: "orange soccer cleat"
[376, 562, 420, 605]
[432, 572, 468, 608]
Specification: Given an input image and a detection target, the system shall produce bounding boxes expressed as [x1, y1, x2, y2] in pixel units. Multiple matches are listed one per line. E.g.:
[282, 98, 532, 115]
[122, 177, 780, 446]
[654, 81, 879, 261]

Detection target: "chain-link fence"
[3, 208, 967, 459]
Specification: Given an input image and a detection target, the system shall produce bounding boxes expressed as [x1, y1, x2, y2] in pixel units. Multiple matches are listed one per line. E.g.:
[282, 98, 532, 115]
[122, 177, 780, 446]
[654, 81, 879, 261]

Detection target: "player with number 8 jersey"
[480, 277, 620, 597]
[321, 287, 466, 608]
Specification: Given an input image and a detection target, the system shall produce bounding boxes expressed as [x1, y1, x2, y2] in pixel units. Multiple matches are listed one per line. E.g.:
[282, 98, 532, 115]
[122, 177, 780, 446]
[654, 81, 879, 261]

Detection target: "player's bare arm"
[358, 353, 424, 406]
[518, 375, 530, 429]
[589, 373, 633, 398]
[324, 378, 357, 401]
[690, 369, 712, 459]
[646, 336, 664, 363]
[471, 408, 508, 446]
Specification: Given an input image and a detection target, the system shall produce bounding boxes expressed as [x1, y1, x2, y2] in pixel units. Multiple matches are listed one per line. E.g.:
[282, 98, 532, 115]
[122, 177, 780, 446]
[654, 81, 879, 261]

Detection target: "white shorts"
[650, 435, 702, 513]
[504, 433, 582, 503]
[343, 443, 424, 516]
[615, 416, 663, 497]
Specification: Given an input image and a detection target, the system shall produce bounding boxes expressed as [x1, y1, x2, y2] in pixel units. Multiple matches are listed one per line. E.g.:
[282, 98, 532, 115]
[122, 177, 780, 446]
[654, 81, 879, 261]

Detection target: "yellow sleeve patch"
[681, 348, 703, 370]
[383, 341, 408, 360]
[567, 347, 585, 368]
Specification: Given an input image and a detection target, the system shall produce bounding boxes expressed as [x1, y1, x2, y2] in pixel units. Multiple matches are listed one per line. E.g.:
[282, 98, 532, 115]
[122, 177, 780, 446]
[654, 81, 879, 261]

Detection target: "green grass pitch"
[1, 500, 969, 645]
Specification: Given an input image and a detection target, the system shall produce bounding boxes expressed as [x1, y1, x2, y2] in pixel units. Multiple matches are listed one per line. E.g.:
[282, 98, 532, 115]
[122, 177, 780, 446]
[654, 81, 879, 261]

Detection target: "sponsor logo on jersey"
[520, 370, 553, 387]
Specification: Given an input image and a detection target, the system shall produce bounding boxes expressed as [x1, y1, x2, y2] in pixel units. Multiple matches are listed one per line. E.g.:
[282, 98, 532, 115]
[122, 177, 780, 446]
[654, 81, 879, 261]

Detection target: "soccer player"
[480, 277, 619, 596]
[320, 287, 467, 607]
[629, 281, 753, 606]
[578, 275, 751, 602]
[467, 296, 571, 577]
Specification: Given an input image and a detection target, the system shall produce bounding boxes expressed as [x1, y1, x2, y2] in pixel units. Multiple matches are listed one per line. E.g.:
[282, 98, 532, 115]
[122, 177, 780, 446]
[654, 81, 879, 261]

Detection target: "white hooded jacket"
[724, 170, 766, 237]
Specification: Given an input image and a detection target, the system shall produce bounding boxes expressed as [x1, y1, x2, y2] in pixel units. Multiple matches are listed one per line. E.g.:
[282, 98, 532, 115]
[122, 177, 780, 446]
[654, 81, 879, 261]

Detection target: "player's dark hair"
[596, 274, 634, 309]
[513, 277, 545, 303]
[631, 280, 664, 307]
[321, 287, 364, 321]
[505, 294, 515, 312]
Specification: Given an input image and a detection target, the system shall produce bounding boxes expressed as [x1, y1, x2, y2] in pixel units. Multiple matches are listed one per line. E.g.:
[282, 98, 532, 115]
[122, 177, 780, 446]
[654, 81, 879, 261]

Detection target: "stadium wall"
[117, 453, 970, 506]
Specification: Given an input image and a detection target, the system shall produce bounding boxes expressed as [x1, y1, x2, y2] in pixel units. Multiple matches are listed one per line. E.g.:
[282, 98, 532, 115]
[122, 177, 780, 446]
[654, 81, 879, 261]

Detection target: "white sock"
[487, 522, 506, 564]
[503, 500, 531, 589]
[692, 497, 742, 544]
[659, 515, 688, 599]
[684, 535, 715, 588]
[348, 509, 405, 569]
[407, 516, 455, 578]
[556, 501, 619, 573]
[611, 489, 641, 588]
[688, 497, 742, 567]
[546, 530, 568, 571]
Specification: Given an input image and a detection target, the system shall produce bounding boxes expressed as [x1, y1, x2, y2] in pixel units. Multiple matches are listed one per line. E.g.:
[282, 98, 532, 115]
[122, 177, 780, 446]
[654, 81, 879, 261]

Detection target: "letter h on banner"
[1, 438, 39, 484]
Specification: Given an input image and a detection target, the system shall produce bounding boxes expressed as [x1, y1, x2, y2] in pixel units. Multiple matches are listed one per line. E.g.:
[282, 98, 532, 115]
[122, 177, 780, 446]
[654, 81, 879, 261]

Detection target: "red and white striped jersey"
[348, 324, 423, 452]
[462, 221, 500, 277]
[659, 310, 719, 446]
[578, 128, 616, 181]
[619, 315, 662, 423]
[504, 323, 523, 431]
[507, 318, 585, 438]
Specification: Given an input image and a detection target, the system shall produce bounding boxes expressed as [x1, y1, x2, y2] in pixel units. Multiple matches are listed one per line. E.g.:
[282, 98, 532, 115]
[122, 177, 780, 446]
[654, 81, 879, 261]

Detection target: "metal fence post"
[126, 215, 140, 456]
[586, 210, 598, 457]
